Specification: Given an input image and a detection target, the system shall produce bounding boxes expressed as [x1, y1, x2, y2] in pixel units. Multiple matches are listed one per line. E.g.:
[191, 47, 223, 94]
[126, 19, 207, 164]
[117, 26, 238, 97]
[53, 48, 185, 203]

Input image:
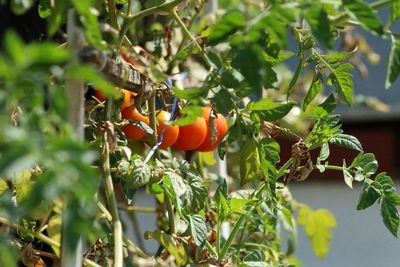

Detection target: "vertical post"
[61, 9, 85, 267]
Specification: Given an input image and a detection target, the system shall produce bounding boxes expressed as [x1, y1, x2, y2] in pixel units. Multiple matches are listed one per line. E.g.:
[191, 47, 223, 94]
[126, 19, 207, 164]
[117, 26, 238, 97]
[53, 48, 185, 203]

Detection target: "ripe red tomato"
[173, 116, 207, 151]
[156, 110, 179, 149]
[196, 107, 228, 152]
[121, 107, 149, 140]
[94, 89, 135, 111]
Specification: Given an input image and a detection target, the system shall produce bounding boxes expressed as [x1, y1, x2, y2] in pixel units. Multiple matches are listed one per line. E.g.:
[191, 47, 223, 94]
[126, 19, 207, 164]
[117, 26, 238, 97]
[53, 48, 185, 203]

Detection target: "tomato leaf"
[305, 5, 334, 48]
[247, 99, 295, 122]
[298, 205, 336, 259]
[208, 10, 246, 46]
[342, 0, 383, 35]
[303, 71, 323, 111]
[381, 194, 400, 237]
[331, 63, 353, 106]
[240, 138, 262, 186]
[385, 40, 400, 89]
[329, 133, 363, 152]
[189, 215, 207, 247]
[357, 181, 381, 210]
[144, 231, 187, 265]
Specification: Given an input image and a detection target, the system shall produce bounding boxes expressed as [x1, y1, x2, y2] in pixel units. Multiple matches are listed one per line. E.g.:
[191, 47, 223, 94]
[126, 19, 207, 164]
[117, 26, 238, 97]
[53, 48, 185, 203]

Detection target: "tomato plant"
[1, 0, 400, 267]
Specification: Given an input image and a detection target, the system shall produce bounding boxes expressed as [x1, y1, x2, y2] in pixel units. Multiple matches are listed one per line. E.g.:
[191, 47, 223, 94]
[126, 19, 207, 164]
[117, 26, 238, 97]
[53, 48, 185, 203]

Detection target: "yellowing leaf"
[144, 231, 187, 265]
[14, 170, 32, 203]
[0, 178, 8, 195]
[47, 215, 61, 256]
[199, 151, 216, 166]
[297, 205, 336, 258]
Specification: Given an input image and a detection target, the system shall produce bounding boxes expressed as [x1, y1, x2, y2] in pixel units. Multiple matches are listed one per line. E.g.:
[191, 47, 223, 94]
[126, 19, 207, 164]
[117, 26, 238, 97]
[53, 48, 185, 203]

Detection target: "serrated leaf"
[331, 63, 353, 106]
[381, 195, 400, 237]
[342, 160, 353, 189]
[260, 137, 280, 164]
[174, 41, 201, 62]
[303, 72, 323, 111]
[342, 0, 383, 35]
[297, 206, 336, 258]
[172, 106, 203, 126]
[189, 215, 207, 247]
[127, 156, 151, 189]
[305, 5, 334, 48]
[329, 133, 363, 152]
[144, 231, 187, 265]
[287, 51, 304, 97]
[319, 143, 330, 161]
[357, 181, 381, 210]
[178, 160, 208, 212]
[247, 99, 295, 122]
[208, 10, 246, 45]
[240, 138, 262, 186]
[385, 40, 400, 89]
[172, 87, 208, 100]
[312, 93, 336, 118]
[351, 153, 378, 177]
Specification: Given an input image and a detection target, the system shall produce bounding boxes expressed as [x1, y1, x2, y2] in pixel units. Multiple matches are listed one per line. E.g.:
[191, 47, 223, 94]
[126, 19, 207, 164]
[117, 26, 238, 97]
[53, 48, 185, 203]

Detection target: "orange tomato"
[120, 89, 136, 110]
[121, 107, 149, 140]
[173, 117, 207, 151]
[196, 107, 228, 152]
[94, 89, 135, 111]
[156, 110, 179, 149]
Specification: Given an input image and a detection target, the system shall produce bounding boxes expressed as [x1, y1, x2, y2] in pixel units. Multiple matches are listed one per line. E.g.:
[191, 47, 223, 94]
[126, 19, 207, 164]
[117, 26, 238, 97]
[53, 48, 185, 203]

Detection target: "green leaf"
[331, 63, 353, 106]
[375, 172, 395, 194]
[319, 143, 330, 161]
[303, 71, 323, 111]
[38, 0, 52, 18]
[207, 51, 223, 69]
[221, 70, 240, 88]
[325, 49, 358, 67]
[297, 206, 336, 258]
[144, 231, 188, 265]
[47, 214, 61, 256]
[381, 194, 400, 237]
[385, 40, 400, 89]
[305, 5, 334, 48]
[287, 51, 304, 97]
[260, 137, 280, 164]
[390, 0, 400, 25]
[126, 155, 151, 189]
[178, 161, 208, 212]
[172, 87, 208, 100]
[351, 153, 378, 178]
[342, 160, 353, 189]
[312, 93, 337, 118]
[172, 106, 203, 126]
[240, 138, 262, 186]
[357, 181, 381, 210]
[208, 10, 246, 45]
[342, 0, 383, 35]
[71, 0, 103, 48]
[329, 134, 363, 152]
[247, 99, 295, 122]
[232, 47, 263, 92]
[14, 170, 33, 203]
[189, 215, 207, 247]
[306, 115, 342, 149]
[211, 89, 235, 115]
[47, 0, 68, 36]
[215, 180, 229, 220]
[0, 179, 8, 195]
[174, 41, 202, 62]
[66, 64, 114, 94]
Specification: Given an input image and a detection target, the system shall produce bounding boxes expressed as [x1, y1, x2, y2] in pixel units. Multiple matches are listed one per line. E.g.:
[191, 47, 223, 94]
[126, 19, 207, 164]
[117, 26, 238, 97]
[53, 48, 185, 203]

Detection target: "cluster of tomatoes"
[94, 89, 228, 152]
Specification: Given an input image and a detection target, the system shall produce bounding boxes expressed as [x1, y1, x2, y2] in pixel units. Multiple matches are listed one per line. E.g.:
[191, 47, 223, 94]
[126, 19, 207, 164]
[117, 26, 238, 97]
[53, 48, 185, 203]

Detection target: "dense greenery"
[1, 0, 400, 266]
